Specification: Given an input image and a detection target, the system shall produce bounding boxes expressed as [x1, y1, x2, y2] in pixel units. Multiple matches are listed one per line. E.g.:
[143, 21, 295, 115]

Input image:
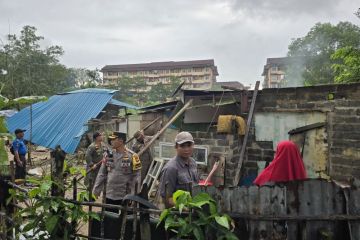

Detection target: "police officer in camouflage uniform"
[93, 132, 141, 213]
[132, 130, 153, 182]
[85, 132, 108, 193]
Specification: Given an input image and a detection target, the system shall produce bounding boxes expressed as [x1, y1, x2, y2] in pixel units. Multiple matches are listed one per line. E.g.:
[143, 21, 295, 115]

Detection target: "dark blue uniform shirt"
[12, 138, 27, 156]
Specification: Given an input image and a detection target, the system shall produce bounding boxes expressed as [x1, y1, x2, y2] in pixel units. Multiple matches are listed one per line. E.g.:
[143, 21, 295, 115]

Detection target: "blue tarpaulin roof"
[6, 88, 137, 154]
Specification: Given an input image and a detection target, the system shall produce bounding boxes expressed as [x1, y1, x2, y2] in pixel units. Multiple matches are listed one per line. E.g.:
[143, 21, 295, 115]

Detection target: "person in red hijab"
[253, 140, 307, 186]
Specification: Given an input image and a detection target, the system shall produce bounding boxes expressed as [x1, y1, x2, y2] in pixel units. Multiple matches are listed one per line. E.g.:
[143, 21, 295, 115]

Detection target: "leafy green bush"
[7, 165, 98, 239]
[158, 190, 238, 240]
[0, 117, 8, 133]
[0, 139, 9, 175]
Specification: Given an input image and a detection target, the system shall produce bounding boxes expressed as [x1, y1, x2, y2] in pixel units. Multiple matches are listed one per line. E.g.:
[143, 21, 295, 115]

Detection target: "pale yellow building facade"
[101, 59, 218, 91]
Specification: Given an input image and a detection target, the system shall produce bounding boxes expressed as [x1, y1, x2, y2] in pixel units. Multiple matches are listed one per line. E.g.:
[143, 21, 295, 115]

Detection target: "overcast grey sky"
[0, 0, 359, 86]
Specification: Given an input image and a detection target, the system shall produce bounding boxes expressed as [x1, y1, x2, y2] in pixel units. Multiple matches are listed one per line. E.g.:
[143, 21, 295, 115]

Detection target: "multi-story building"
[262, 57, 306, 88]
[262, 57, 287, 88]
[101, 59, 218, 91]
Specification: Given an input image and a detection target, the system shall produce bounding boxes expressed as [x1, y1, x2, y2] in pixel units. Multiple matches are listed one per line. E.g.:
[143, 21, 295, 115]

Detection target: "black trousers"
[105, 198, 123, 214]
[15, 155, 26, 179]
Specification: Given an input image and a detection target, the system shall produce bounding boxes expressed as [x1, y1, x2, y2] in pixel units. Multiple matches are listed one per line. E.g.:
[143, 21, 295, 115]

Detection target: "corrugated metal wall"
[194, 179, 360, 240]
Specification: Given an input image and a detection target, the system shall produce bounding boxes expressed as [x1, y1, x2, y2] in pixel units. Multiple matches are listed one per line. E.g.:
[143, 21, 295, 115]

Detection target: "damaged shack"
[138, 82, 360, 186]
[133, 82, 360, 239]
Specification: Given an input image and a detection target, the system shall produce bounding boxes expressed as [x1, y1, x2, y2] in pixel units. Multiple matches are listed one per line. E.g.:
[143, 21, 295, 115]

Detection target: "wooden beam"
[234, 81, 260, 186]
[125, 116, 162, 144]
[137, 99, 193, 157]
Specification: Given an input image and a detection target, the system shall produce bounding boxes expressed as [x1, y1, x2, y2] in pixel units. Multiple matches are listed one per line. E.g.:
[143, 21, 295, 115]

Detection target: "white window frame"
[159, 142, 208, 166]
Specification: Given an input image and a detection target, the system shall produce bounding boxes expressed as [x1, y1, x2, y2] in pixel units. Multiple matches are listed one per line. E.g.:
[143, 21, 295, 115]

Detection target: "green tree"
[67, 68, 102, 88]
[331, 46, 360, 83]
[0, 26, 71, 98]
[109, 76, 180, 106]
[287, 22, 360, 85]
[108, 76, 147, 106]
[148, 76, 181, 104]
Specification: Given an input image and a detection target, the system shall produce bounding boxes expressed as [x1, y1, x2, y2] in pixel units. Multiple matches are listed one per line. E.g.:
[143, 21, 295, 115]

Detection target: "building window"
[194, 68, 203, 72]
[271, 75, 279, 81]
[108, 72, 117, 76]
[271, 65, 278, 71]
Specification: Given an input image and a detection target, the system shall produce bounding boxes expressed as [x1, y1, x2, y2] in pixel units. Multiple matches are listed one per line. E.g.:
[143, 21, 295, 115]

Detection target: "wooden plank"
[125, 116, 162, 145]
[234, 81, 260, 186]
[138, 99, 193, 157]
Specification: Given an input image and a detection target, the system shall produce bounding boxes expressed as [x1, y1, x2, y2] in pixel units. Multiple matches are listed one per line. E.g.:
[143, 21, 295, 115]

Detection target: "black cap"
[14, 129, 26, 134]
[93, 131, 102, 140]
[108, 131, 127, 142]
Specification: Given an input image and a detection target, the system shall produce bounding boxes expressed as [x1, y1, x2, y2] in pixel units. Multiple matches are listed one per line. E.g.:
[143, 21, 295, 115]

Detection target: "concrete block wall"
[188, 128, 247, 186]
[328, 100, 360, 181]
[251, 83, 360, 182]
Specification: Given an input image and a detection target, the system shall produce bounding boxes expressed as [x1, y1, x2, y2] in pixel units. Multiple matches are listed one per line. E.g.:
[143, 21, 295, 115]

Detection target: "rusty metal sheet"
[349, 189, 360, 239]
[194, 179, 354, 240]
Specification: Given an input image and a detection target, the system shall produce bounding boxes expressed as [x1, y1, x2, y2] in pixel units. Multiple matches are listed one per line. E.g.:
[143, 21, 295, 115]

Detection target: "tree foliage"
[67, 68, 102, 88]
[0, 26, 72, 98]
[147, 76, 181, 103]
[287, 22, 360, 85]
[331, 46, 360, 83]
[109, 76, 181, 106]
[158, 190, 238, 240]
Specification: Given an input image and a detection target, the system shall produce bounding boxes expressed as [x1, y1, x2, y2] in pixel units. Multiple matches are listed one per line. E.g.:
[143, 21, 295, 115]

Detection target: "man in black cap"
[12, 129, 27, 180]
[93, 131, 142, 213]
[85, 132, 108, 193]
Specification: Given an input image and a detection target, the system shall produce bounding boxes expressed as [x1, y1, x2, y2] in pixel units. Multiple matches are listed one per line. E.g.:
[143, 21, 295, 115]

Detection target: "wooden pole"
[50, 146, 66, 197]
[125, 116, 162, 145]
[138, 99, 193, 157]
[28, 104, 32, 166]
[100, 169, 108, 239]
[132, 183, 138, 240]
[234, 81, 260, 186]
[139, 184, 151, 240]
[9, 161, 15, 182]
[120, 183, 130, 240]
